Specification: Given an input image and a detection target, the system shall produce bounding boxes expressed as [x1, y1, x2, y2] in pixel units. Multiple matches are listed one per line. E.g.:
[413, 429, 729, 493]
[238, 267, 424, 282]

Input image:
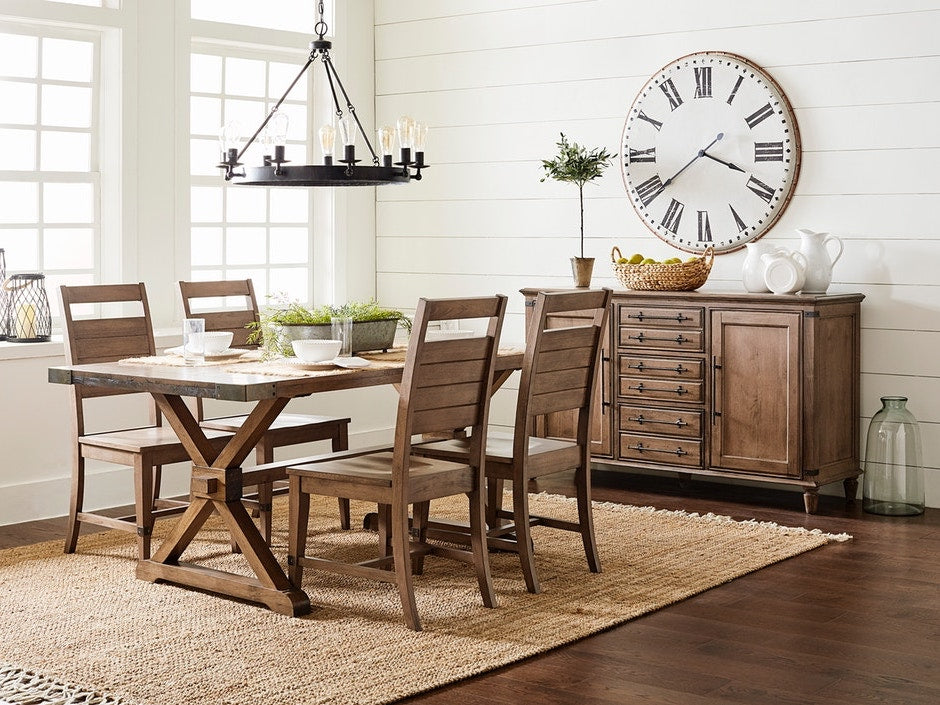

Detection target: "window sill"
[0, 328, 182, 362]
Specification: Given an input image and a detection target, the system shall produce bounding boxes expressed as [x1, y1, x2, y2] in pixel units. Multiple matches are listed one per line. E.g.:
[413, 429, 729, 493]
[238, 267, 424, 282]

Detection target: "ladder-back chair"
[286, 294, 507, 631]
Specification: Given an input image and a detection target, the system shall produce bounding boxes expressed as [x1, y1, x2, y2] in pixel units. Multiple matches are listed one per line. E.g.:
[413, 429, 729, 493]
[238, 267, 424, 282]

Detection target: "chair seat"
[420, 431, 577, 462]
[79, 425, 231, 453]
[289, 451, 473, 499]
[200, 413, 350, 433]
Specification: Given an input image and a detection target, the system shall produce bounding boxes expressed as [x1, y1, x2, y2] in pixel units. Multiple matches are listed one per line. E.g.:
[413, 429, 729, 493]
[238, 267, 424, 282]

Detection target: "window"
[190, 47, 313, 303]
[0, 27, 100, 315]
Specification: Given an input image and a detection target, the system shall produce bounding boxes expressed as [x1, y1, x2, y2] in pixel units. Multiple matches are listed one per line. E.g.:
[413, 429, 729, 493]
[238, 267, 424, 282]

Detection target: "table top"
[48, 349, 524, 402]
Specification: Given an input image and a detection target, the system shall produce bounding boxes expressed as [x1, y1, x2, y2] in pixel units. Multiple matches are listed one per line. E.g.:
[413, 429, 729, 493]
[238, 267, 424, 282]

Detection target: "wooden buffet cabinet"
[521, 289, 864, 513]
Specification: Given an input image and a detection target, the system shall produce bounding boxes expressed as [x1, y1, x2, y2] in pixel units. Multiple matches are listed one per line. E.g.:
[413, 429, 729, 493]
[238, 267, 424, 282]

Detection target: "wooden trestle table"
[49, 349, 522, 616]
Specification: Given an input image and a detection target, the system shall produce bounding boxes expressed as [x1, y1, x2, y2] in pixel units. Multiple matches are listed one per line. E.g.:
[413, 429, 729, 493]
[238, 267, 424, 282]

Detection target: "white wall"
[373, 0, 940, 506]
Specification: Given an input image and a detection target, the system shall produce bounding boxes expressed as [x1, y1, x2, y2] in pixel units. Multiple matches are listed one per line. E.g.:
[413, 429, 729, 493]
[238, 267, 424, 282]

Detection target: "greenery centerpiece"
[540, 132, 613, 287]
[248, 296, 410, 358]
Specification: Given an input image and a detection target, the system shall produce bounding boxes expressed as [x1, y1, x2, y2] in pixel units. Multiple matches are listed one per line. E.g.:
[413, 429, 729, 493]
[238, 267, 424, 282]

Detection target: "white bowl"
[292, 339, 342, 362]
[189, 331, 233, 354]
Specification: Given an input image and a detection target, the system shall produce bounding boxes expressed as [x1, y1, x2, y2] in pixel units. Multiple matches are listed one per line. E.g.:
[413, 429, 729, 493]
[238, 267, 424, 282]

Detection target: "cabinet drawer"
[619, 377, 704, 403]
[619, 305, 703, 329]
[620, 355, 704, 380]
[619, 405, 703, 439]
[619, 326, 704, 352]
[619, 433, 703, 467]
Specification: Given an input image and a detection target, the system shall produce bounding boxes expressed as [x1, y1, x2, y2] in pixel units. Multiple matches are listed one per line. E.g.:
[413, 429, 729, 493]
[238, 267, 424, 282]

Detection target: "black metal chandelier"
[217, 0, 427, 187]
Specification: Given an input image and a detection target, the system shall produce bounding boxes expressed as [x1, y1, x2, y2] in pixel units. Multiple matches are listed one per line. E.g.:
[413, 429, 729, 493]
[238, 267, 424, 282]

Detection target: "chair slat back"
[178, 279, 259, 348]
[395, 295, 507, 476]
[516, 289, 612, 443]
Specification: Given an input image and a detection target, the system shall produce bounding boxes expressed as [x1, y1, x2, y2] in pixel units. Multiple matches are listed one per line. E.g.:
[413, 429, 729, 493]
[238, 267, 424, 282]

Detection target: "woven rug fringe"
[533, 493, 854, 543]
[0, 664, 133, 705]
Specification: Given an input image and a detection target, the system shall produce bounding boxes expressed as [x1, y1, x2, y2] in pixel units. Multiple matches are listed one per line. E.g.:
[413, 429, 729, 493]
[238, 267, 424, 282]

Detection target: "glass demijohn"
[862, 396, 925, 516]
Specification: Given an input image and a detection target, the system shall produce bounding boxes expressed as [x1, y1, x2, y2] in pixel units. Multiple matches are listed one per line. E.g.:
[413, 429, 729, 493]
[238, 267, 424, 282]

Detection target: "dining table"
[48, 347, 523, 616]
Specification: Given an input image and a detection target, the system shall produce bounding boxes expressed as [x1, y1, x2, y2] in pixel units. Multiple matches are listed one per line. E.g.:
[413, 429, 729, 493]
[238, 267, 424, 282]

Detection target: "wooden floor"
[2, 470, 937, 705]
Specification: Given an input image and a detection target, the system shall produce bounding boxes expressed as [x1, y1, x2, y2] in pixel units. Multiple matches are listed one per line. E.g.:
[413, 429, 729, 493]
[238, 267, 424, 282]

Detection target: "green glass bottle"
[862, 396, 925, 516]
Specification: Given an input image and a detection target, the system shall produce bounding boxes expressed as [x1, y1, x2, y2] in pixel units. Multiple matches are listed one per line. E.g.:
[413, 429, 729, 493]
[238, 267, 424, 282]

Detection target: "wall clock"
[620, 51, 801, 254]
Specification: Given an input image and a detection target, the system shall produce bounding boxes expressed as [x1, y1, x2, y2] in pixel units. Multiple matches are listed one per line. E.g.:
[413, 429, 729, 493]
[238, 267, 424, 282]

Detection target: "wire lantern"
[3, 273, 52, 342]
[0, 249, 8, 340]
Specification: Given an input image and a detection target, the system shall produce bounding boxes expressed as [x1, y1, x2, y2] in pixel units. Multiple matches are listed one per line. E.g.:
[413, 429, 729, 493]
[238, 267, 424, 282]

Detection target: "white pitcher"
[741, 241, 777, 293]
[797, 228, 843, 293]
[761, 249, 807, 295]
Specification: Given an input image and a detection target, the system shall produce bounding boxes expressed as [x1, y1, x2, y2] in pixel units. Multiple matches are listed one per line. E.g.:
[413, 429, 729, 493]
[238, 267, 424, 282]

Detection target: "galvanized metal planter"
[275, 319, 398, 354]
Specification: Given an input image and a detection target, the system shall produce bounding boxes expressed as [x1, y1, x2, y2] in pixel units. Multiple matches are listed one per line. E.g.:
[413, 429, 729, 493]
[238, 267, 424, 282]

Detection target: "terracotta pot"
[570, 257, 595, 288]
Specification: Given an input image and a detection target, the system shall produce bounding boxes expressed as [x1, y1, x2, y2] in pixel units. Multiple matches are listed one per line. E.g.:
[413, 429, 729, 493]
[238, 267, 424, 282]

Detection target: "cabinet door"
[536, 310, 612, 457]
[710, 310, 801, 477]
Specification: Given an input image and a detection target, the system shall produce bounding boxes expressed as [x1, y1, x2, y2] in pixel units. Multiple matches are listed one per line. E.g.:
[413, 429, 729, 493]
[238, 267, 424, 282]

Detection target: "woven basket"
[611, 246, 714, 291]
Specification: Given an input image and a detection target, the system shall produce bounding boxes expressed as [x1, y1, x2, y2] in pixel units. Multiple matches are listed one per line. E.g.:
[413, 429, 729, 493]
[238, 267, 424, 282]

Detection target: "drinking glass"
[331, 316, 353, 357]
[182, 318, 205, 365]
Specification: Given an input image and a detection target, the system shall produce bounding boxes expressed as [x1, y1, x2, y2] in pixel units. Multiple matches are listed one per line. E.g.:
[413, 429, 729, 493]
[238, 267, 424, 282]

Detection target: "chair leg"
[332, 424, 351, 530]
[377, 504, 392, 558]
[133, 457, 154, 561]
[486, 478, 504, 529]
[575, 463, 601, 573]
[468, 490, 497, 608]
[411, 501, 429, 575]
[64, 454, 85, 554]
[513, 482, 541, 594]
[152, 465, 163, 506]
[391, 502, 421, 631]
[257, 481, 274, 545]
[287, 475, 309, 587]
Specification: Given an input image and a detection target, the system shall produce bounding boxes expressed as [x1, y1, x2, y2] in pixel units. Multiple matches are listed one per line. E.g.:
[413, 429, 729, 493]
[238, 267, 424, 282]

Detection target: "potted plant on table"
[248, 296, 411, 358]
[540, 132, 613, 288]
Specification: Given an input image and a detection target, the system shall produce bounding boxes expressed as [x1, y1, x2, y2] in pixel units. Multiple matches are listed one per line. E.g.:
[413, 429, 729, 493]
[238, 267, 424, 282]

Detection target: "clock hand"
[701, 151, 745, 173]
[662, 133, 724, 187]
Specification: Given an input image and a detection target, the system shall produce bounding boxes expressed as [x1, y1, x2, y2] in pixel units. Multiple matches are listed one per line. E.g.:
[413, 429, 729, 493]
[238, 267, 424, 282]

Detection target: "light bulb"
[396, 115, 415, 149]
[318, 124, 335, 156]
[414, 121, 428, 152]
[219, 121, 243, 151]
[377, 125, 395, 156]
[339, 114, 357, 147]
[271, 112, 289, 147]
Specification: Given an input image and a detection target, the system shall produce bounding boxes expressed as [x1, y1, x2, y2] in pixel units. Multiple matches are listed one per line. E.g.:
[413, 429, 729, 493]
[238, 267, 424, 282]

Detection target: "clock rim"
[620, 50, 802, 255]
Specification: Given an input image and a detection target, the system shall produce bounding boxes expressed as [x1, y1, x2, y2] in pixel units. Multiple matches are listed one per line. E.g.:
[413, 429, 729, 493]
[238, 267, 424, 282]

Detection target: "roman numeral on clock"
[754, 141, 784, 162]
[745, 102, 775, 129]
[635, 175, 664, 207]
[727, 75, 744, 105]
[628, 147, 656, 164]
[637, 110, 663, 131]
[729, 204, 748, 233]
[697, 210, 712, 241]
[694, 67, 712, 98]
[746, 175, 776, 203]
[659, 79, 683, 111]
[662, 198, 684, 234]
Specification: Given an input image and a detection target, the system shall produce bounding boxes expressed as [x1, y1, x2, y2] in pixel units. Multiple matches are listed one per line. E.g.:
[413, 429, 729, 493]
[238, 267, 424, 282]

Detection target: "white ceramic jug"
[797, 228, 843, 293]
[741, 241, 777, 293]
[761, 249, 807, 295]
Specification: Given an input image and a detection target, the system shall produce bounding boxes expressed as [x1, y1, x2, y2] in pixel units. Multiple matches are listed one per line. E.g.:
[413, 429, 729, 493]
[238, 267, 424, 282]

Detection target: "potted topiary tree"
[540, 133, 613, 287]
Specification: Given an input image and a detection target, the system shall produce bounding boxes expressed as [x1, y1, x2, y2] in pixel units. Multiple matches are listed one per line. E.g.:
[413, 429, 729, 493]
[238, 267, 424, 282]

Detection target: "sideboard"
[521, 288, 865, 513]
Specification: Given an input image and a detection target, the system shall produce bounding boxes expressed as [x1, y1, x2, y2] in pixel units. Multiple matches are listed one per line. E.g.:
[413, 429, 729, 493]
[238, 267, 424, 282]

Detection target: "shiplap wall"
[373, 0, 940, 506]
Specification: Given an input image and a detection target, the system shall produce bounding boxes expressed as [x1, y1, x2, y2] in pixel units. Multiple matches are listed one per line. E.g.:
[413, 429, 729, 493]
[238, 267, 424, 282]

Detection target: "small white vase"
[761, 249, 807, 295]
[741, 241, 777, 293]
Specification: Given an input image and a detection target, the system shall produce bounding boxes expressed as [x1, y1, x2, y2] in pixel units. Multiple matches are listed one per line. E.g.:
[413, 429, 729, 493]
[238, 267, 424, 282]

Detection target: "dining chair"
[415, 288, 612, 593]
[178, 279, 353, 538]
[286, 294, 508, 631]
[60, 283, 233, 560]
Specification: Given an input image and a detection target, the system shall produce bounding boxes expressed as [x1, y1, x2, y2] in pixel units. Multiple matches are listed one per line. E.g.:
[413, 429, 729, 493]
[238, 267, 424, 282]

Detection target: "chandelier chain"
[315, 0, 328, 39]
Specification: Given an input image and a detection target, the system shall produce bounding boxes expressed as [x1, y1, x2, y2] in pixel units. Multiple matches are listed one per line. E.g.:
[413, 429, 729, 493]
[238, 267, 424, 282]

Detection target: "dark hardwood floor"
[2, 470, 936, 705]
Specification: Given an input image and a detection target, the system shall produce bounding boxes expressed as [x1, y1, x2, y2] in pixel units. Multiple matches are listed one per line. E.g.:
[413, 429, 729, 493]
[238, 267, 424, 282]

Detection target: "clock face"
[621, 52, 801, 254]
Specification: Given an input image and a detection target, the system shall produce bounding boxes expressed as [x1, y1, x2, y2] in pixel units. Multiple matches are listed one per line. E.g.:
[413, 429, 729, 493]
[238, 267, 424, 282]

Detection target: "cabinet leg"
[802, 489, 819, 514]
[843, 477, 859, 504]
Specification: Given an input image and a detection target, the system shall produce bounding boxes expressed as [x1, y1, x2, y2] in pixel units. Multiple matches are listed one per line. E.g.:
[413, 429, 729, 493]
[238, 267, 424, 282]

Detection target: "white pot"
[797, 228, 844, 294]
[761, 249, 808, 295]
[741, 241, 777, 293]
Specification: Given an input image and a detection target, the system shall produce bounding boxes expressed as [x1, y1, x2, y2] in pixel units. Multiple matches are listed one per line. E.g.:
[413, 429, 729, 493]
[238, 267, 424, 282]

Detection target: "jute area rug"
[0, 493, 849, 705]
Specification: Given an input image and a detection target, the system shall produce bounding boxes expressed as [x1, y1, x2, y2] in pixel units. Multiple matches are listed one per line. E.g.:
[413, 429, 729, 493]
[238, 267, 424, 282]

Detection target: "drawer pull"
[628, 442, 688, 457]
[628, 415, 688, 428]
[628, 362, 690, 374]
[628, 312, 691, 323]
[628, 333, 691, 344]
[626, 384, 689, 396]
[628, 383, 646, 392]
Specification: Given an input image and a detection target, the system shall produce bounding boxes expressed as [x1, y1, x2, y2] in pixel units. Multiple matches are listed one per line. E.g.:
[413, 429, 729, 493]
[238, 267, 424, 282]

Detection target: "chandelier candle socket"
[217, 0, 428, 187]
